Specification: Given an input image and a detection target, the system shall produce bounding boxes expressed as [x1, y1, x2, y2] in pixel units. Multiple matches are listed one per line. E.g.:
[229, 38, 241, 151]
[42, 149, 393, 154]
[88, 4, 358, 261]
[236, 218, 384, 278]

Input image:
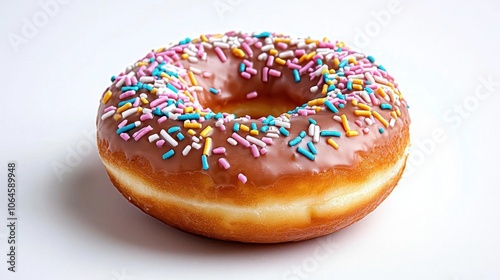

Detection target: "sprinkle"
[102, 90, 112, 104]
[372, 111, 389, 128]
[274, 120, 291, 128]
[176, 132, 185, 140]
[214, 47, 227, 62]
[379, 127, 385, 134]
[101, 109, 115, 120]
[313, 125, 320, 143]
[308, 124, 315, 136]
[346, 130, 359, 137]
[238, 173, 247, 184]
[182, 145, 192, 156]
[203, 137, 212, 155]
[232, 48, 245, 58]
[307, 142, 317, 155]
[288, 137, 302, 147]
[148, 134, 160, 142]
[167, 126, 181, 134]
[251, 144, 260, 158]
[324, 100, 339, 113]
[232, 133, 250, 147]
[380, 103, 393, 110]
[327, 138, 339, 149]
[279, 127, 289, 136]
[156, 139, 165, 147]
[201, 155, 209, 170]
[219, 158, 230, 169]
[320, 130, 341, 137]
[240, 124, 250, 131]
[246, 91, 258, 99]
[162, 149, 175, 160]
[192, 142, 202, 150]
[184, 122, 202, 129]
[200, 125, 213, 137]
[119, 133, 130, 141]
[160, 129, 179, 147]
[116, 121, 138, 134]
[340, 114, 350, 132]
[209, 87, 218, 95]
[268, 69, 282, 77]
[354, 110, 372, 117]
[297, 147, 315, 161]
[299, 131, 307, 138]
[178, 113, 200, 121]
[227, 137, 238, 146]
[246, 135, 266, 148]
[292, 69, 301, 83]
[213, 147, 226, 154]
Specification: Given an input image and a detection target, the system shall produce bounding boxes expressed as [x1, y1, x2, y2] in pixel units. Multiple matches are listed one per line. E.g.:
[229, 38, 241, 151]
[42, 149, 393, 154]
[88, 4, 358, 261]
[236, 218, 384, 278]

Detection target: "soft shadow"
[56, 151, 321, 256]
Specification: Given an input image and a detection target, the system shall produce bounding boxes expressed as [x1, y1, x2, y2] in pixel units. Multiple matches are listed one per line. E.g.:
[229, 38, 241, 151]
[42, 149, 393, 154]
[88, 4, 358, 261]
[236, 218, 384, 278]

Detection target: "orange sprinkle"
[376, 87, 387, 98]
[183, 90, 194, 102]
[181, 53, 189, 60]
[305, 51, 317, 61]
[372, 111, 389, 128]
[136, 62, 147, 67]
[391, 111, 398, 119]
[151, 88, 158, 95]
[232, 48, 245, 58]
[298, 54, 308, 64]
[200, 34, 208, 42]
[102, 90, 112, 104]
[333, 58, 340, 69]
[321, 84, 328, 95]
[352, 79, 364, 85]
[351, 99, 358, 106]
[352, 84, 363, 91]
[327, 139, 339, 149]
[136, 107, 143, 114]
[396, 108, 401, 117]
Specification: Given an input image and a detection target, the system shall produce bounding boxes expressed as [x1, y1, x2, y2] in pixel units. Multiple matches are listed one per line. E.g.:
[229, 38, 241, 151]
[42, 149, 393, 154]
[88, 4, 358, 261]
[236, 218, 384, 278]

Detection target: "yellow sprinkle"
[285, 113, 291, 119]
[376, 87, 387, 98]
[348, 57, 357, 65]
[298, 54, 308, 64]
[102, 90, 112, 104]
[151, 88, 158, 95]
[155, 47, 165, 53]
[352, 79, 364, 85]
[352, 84, 363, 91]
[181, 53, 189, 60]
[140, 97, 149, 104]
[200, 126, 213, 138]
[354, 110, 372, 117]
[321, 84, 328, 95]
[200, 34, 208, 42]
[337, 41, 345, 48]
[187, 71, 197, 86]
[250, 129, 259, 136]
[357, 103, 371, 111]
[269, 49, 278, 55]
[305, 38, 318, 44]
[307, 98, 326, 106]
[178, 75, 188, 86]
[396, 108, 401, 117]
[340, 114, 350, 132]
[232, 48, 245, 58]
[203, 137, 212, 156]
[391, 111, 398, 119]
[191, 38, 200, 43]
[136, 62, 147, 67]
[346, 130, 359, 137]
[333, 58, 340, 69]
[372, 111, 389, 128]
[274, 38, 291, 43]
[183, 90, 194, 102]
[184, 122, 202, 129]
[329, 69, 335, 74]
[136, 107, 143, 114]
[327, 138, 339, 149]
[240, 124, 250, 132]
[351, 99, 358, 106]
[187, 129, 196, 136]
[305, 51, 317, 61]
[315, 107, 321, 113]
[117, 103, 132, 113]
[275, 57, 286, 65]
[160, 72, 169, 78]
[113, 114, 121, 121]
[184, 106, 194, 113]
[322, 37, 329, 42]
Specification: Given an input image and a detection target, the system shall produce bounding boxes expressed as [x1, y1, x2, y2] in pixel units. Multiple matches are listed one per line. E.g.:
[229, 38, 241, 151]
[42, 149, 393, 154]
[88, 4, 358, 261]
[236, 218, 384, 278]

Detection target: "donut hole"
[209, 95, 303, 118]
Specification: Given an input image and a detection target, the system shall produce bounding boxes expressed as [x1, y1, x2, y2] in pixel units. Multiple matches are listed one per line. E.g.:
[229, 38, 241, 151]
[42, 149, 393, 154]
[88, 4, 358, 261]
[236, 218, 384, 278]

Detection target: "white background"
[1, 0, 500, 279]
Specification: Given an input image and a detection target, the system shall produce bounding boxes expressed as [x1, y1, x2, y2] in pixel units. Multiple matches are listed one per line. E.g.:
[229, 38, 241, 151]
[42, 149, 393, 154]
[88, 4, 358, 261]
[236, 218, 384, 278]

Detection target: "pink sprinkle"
[218, 158, 230, 170]
[131, 76, 138, 85]
[268, 69, 282, 77]
[246, 91, 258, 99]
[246, 67, 257, 75]
[118, 120, 128, 128]
[133, 125, 153, 141]
[241, 42, 253, 57]
[369, 93, 380, 105]
[140, 113, 153, 121]
[158, 116, 167, 124]
[298, 109, 308, 116]
[214, 47, 227, 62]
[262, 67, 269, 82]
[147, 61, 158, 74]
[250, 144, 260, 158]
[197, 43, 204, 58]
[133, 97, 140, 107]
[219, 125, 226, 131]
[213, 147, 226, 154]
[124, 75, 131, 86]
[238, 173, 247, 184]
[150, 97, 167, 108]
[261, 137, 273, 145]
[312, 54, 323, 60]
[119, 90, 135, 100]
[363, 127, 370, 134]
[241, 72, 251, 79]
[260, 148, 268, 155]
[156, 139, 165, 147]
[286, 60, 301, 70]
[299, 61, 315, 75]
[202, 71, 212, 78]
[104, 106, 117, 113]
[254, 41, 263, 48]
[355, 120, 363, 127]
[295, 49, 306, 57]
[120, 133, 130, 141]
[242, 59, 253, 67]
[276, 42, 288, 49]
[266, 55, 274, 67]
[231, 133, 250, 147]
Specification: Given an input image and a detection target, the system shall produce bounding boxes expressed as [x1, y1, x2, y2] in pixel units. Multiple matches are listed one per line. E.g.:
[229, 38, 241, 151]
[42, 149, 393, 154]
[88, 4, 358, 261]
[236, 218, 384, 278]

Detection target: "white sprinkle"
[139, 76, 154, 83]
[160, 129, 178, 147]
[274, 120, 291, 128]
[364, 72, 375, 84]
[201, 52, 207, 61]
[257, 52, 268, 61]
[308, 124, 315, 136]
[307, 42, 317, 49]
[162, 104, 176, 113]
[189, 66, 201, 74]
[261, 44, 274, 52]
[192, 136, 200, 143]
[313, 64, 329, 77]
[333, 115, 342, 122]
[389, 118, 396, 127]
[139, 93, 148, 98]
[347, 74, 364, 79]
[364, 117, 373, 126]
[246, 135, 266, 148]
[215, 119, 224, 127]
[148, 134, 159, 142]
[214, 42, 230, 49]
[360, 91, 371, 103]
[313, 125, 320, 143]
[266, 132, 280, 139]
[188, 56, 199, 63]
[182, 145, 192, 156]
[168, 113, 179, 120]
[278, 50, 294, 59]
[374, 76, 389, 85]
[122, 108, 138, 118]
[192, 142, 202, 150]
[183, 48, 196, 56]
[201, 42, 213, 49]
[297, 41, 308, 49]
[227, 137, 238, 146]
[100, 110, 115, 120]
[310, 86, 319, 93]
[189, 86, 204, 92]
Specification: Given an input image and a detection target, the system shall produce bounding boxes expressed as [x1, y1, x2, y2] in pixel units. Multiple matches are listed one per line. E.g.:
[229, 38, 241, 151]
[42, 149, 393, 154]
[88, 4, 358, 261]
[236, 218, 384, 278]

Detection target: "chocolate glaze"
[96, 32, 410, 187]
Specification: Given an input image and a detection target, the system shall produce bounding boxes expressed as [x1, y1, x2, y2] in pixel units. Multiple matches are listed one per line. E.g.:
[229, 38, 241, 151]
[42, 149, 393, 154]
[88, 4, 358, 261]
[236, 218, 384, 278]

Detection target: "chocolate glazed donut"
[96, 31, 410, 243]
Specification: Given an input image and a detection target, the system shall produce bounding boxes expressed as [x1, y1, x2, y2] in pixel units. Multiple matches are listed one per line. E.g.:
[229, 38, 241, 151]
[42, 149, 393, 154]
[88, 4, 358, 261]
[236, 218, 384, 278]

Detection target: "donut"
[96, 31, 410, 243]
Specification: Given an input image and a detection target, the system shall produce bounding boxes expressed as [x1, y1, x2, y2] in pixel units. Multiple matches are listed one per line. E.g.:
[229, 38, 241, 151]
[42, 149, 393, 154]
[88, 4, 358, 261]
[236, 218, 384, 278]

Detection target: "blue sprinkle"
[337, 72, 344, 77]
[121, 86, 139, 92]
[260, 125, 269, 133]
[209, 87, 218, 95]
[288, 137, 302, 147]
[110, 76, 116, 82]
[167, 126, 181, 134]
[116, 123, 136, 134]
[239, 63, 246, 72]
[299, 131, 307, 138]
[201, 155, 209, 170]
[178, 113, 200, 121]
[152, 107, 163, 116]
[336, 93, 346, 100]
[176, 99, 184, 105]
[214, 112, 223, 119]
[251, 123, 257, 130]
[279, 127, 290, 137]
[327, 84, 336, 92]
[233, 123, 240, 132]
[149, 57, 155, 63]
[166, 83, 178, 93]
[143, 84, 153, 91]
[365, 87, 374, 94]
[297, 147, 315, 161]
[316, 59, 323, 66]
[324, 100, 339, 113]
[179, 37, 191, 45]
[253, 31, 271, 38]
[367, 55, 375, 63]
[176, 132, 185, 141]
[380, 103, 393, 110]
[269, 120, 276, 126]
[204, 112, 215, 120]
[308, 118, 317, 125]
[379, 127, 385, 134]
[378, 65, 387, 71]
[162, 149, 175, 160]
[339, 59, 348, 68]
[167, 99, 175, 106]
[307, 142, 317, 155]
[347, 80, 353, 91]
[320, 130, 341, 137]
[293, 69, 301, 83]
[339, 103, 345, 109]
[118, 97, 137, 107]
